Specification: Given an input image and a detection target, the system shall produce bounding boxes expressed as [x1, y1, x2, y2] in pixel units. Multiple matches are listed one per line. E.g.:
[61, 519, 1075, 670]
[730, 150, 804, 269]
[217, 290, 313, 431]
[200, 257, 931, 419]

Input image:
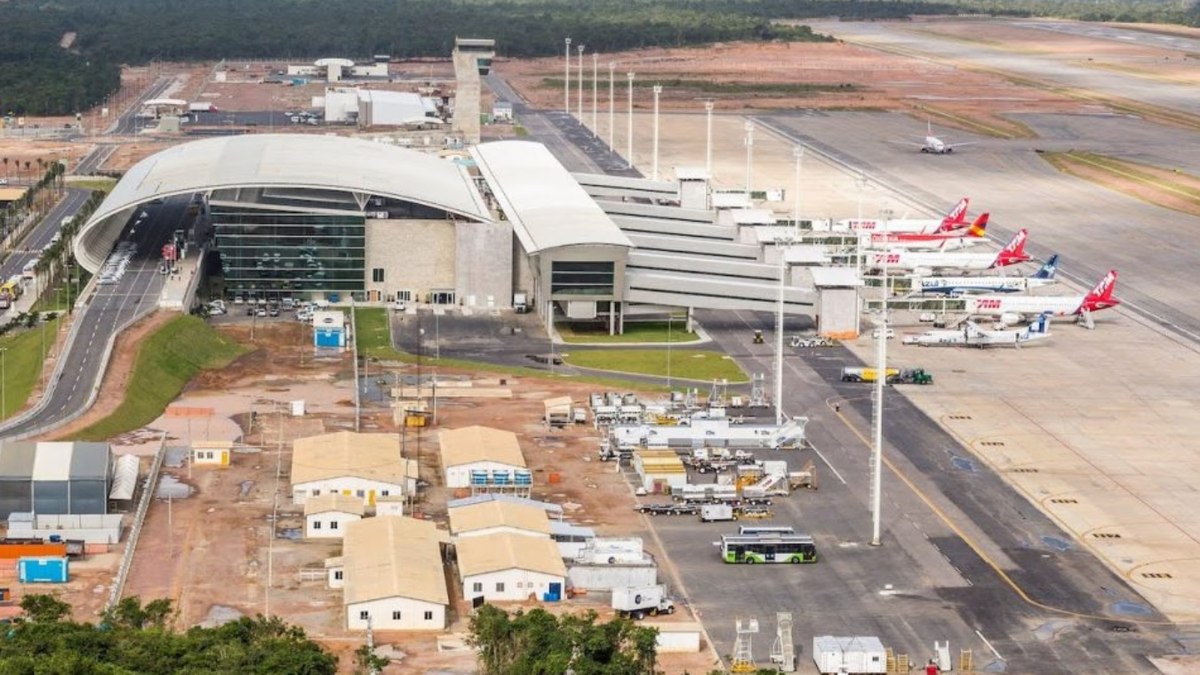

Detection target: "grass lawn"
[558, 320, 699, 344]
[0, 319, 60, 420]
[564, 348, 746, 383]
[73, 315, 250, 441]
[65, 177, 117, 192]
[353, 308, 666, 391]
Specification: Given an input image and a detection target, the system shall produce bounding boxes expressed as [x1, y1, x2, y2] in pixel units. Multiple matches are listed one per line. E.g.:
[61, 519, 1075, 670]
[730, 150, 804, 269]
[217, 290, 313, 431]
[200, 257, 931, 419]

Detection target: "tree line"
[2, 0, 1198, 117]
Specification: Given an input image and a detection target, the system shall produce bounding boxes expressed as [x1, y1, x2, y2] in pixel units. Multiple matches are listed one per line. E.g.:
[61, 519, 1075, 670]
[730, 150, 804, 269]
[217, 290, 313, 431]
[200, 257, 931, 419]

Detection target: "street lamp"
[651, 85, 662, 181]
[608, 62, 616, 149]
[592, 53, 599, 135]
[626, 72, 635, 169]
[870, 209, 891, 548]
[564, 38, 572, 114]
[743, 121, 755, 198]
[1, 348, 7, 420]
[704, 101, 715, 175]
[577, 44, 585, 119]
[774, 231, 794, 427]
[792, 145, 805, 234]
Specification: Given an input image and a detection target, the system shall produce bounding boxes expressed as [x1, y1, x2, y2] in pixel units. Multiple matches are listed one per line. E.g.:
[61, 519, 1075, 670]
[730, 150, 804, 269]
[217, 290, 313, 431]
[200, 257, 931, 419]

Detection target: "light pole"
[577, 44, 584, 119]
[870, 210, 890, 548]
[855, 172, 868, 276]
[743, 120, 755, 198]
[608, 62, 615, 149]
[651, 85, 662, 181]
[564, 38, 571, 114]
[792, 145, 805, 234]
[775, 232, 792, 426]
[1, 348, 6, 419]
[592, 53, 599, 135]
[626, 72, 635, 169]
[704, 101, 714, 175]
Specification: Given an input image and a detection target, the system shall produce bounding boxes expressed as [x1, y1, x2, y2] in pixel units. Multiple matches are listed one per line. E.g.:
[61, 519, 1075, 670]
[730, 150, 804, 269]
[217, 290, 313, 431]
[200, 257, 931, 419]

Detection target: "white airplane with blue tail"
[914, 255, 1059, 296]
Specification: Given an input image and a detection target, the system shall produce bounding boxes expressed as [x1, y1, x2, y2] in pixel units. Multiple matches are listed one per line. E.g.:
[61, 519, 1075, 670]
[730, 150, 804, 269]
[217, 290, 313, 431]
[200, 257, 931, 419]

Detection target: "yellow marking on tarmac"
[1044, 151, 1200, 203]
[829, 399, 1182, 626]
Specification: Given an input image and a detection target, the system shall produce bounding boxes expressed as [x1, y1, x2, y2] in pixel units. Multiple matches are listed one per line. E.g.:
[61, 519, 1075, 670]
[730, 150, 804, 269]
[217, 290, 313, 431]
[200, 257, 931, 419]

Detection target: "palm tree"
[1, 157, 7, 182]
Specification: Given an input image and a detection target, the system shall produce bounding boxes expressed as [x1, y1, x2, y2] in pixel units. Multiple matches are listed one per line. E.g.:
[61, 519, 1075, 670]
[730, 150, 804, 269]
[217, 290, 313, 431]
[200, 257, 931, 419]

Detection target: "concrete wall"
[566, 563, 658, 592]
[514, 240, 537, 307]
[346, 596, 446, 631]
[365, 219, 456, 302]
[455, 220, 512, 308]
[462, 569, 563, 602]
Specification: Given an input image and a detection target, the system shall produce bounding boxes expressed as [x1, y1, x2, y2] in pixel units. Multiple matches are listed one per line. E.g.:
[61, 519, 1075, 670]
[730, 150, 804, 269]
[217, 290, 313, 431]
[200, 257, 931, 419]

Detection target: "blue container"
[18, 556, 69, 584]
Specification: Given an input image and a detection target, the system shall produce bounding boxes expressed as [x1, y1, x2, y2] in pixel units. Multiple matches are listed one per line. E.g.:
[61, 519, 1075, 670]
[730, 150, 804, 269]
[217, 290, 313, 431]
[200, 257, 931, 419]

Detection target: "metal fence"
[106, 434, 167, 611]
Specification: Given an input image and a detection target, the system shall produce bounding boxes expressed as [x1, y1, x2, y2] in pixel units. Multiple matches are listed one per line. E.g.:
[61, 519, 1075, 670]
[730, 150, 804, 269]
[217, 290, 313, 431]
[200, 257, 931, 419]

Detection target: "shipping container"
[0, 443, 36, 520]
[812, 636, 887, 675]
[0, 542, 68, 559]
[18, 556, 69, 583]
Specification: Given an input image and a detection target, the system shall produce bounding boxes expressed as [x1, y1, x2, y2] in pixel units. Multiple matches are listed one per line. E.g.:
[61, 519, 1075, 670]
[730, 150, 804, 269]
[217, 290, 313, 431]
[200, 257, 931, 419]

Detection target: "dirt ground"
[497, 39, 1088, 137]
[100, 320, 715, 673]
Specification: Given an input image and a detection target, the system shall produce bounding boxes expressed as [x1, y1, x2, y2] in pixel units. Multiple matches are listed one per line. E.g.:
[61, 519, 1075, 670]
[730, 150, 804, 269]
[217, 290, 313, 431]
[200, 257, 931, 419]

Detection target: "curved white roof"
[471, 141, 632, 254]
[76, 134, 490, 272]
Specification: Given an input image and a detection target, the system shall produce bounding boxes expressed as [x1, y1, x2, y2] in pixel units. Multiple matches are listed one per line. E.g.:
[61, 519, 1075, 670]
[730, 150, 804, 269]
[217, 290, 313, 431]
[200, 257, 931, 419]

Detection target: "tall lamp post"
[651, 85, 662, 181]
[608, 62, 616, 149]
[704, 101, 715, 175]
[577, 44, 584, 119]
[626, 72, 635, 169]
[0, 348, 7, 420]
[743, 121, 755, 198]
[870, 209, 891, 548]
[592, 53, 599, 135]
[564, 38, 572, 114]
[792, 145, 805, 234]
[775, 232, 793, 426]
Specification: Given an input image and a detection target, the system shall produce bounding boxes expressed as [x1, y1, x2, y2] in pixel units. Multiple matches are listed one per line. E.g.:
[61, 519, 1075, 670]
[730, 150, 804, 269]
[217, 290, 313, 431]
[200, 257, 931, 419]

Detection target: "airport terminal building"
[79, 133, 843, 332]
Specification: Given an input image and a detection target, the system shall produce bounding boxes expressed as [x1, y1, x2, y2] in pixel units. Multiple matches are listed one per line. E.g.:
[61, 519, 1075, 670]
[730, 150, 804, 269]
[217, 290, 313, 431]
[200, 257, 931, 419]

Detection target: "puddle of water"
[238, 480, 255, 499]
[277, 528, 302, 541]
[1111, 601, 1153, 616]
[1041, 535, 1072, 552]
[156, 475, 193, 500]
[951, 456, 977, 472]
[163, 446, 189, 468]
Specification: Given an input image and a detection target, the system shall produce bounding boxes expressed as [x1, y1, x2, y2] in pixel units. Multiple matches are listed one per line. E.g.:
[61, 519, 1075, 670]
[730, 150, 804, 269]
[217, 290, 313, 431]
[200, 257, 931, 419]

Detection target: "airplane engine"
[998, 312, 1022, 327]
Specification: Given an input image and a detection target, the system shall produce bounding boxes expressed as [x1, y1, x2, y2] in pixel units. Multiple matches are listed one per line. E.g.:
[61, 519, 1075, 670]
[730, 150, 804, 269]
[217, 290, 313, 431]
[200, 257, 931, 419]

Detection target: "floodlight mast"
[564, 38, 571, 114]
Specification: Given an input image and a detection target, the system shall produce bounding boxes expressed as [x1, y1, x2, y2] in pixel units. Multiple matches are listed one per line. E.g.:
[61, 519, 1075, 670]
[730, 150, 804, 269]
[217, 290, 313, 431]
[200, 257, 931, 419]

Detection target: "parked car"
[872, 327, 896, 340]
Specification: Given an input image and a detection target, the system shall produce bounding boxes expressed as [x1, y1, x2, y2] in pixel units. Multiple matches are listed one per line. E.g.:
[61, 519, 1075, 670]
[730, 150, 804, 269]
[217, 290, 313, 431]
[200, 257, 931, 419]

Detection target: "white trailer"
[812, 636, 887, 675]
[612, 584, 675, 619]
[699, 504, 736, 522]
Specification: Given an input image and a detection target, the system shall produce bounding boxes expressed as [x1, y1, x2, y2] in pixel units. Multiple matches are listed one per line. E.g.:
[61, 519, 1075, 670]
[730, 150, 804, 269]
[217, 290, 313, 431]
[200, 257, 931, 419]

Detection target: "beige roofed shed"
[449, 500, 550, 537]
[456, 532, 566, 578]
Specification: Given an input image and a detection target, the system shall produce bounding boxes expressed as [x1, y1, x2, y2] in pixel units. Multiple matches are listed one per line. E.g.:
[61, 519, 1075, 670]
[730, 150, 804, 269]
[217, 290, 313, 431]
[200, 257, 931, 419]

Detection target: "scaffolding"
[748, 373, 767, 408]
[730, 616, 759, 673]
[769, 612, 796, 672]
[708, 379, 728, 408]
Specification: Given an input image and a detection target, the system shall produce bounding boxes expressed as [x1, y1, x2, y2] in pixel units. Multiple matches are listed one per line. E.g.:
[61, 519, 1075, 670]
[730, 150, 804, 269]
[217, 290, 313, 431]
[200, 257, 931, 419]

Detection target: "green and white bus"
[718, 533, 818, 564]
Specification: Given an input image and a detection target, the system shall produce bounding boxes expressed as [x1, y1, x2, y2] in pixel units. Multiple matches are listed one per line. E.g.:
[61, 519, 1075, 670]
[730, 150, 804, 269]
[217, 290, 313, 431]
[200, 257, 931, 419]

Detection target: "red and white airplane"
[867, 213, 989, 251]
[965, 270, 1120, 328]
[868, 228, 1030, 273]
[822, 197, 971, 234]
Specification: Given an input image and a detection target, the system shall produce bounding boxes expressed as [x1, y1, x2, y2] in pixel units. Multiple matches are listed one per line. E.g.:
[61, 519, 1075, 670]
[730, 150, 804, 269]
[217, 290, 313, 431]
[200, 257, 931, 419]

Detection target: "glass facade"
[551, 261, 615, 296]
[212, 205, 365, 298]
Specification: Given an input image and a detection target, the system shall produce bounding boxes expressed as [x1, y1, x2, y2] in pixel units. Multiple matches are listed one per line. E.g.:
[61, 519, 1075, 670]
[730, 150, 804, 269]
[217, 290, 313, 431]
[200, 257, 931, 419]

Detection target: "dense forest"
[1, 0, 1198, 116]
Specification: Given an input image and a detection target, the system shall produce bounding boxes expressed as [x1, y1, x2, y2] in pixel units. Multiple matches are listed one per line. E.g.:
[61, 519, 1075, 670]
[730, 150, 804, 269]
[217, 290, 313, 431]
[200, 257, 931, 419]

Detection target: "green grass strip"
[558, 320, 699, 345]
[73, 315, 250, 441]
[564, 348, 746, 383]
[0, 319, 61, 420]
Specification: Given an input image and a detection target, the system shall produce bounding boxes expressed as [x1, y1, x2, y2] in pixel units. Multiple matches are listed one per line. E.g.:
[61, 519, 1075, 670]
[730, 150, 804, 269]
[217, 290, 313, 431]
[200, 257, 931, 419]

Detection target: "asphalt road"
[0, 188, 90, 292]
[110, 77, 175, 136]
[657, 309, 1178, 673]
[0, 198, 182, 439]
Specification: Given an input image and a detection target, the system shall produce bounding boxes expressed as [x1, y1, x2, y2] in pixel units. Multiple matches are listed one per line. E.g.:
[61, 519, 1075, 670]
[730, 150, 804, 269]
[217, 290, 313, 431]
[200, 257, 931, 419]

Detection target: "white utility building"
[291, 431, 417, 506]
[303, 493, 364, 539]
[340, 516, 449, 631]
[439, 425, 527, 489]
[457, 532, 566, 603]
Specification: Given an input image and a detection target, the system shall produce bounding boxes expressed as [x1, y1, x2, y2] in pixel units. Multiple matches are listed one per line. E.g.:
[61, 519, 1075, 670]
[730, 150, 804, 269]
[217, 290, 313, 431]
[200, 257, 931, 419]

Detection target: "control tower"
[452, 38, 495, 145]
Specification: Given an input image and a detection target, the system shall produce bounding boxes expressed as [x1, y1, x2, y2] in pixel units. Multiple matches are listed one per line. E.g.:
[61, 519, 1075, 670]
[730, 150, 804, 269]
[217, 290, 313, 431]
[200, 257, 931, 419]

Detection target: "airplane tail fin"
[1080, 270, 1120, 312]
[937, 197, 970, 230]
[1029, 311, 1052, 335]
[966, 212, 988, 238]
[1032, 254, 1059, 279]
[993, 229, 1030, 266]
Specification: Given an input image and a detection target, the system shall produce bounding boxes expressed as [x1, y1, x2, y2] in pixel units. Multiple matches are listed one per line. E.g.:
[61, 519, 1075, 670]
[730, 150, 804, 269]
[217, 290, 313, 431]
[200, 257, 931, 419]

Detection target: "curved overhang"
[76, 134, 491, 273]
[470, 140, 633, 255]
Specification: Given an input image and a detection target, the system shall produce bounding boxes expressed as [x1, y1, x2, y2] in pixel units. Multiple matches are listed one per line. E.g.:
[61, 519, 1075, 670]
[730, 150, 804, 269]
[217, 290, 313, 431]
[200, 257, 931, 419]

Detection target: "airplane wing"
[944, 141, 978, 150]
[888, 139, 928, 149]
